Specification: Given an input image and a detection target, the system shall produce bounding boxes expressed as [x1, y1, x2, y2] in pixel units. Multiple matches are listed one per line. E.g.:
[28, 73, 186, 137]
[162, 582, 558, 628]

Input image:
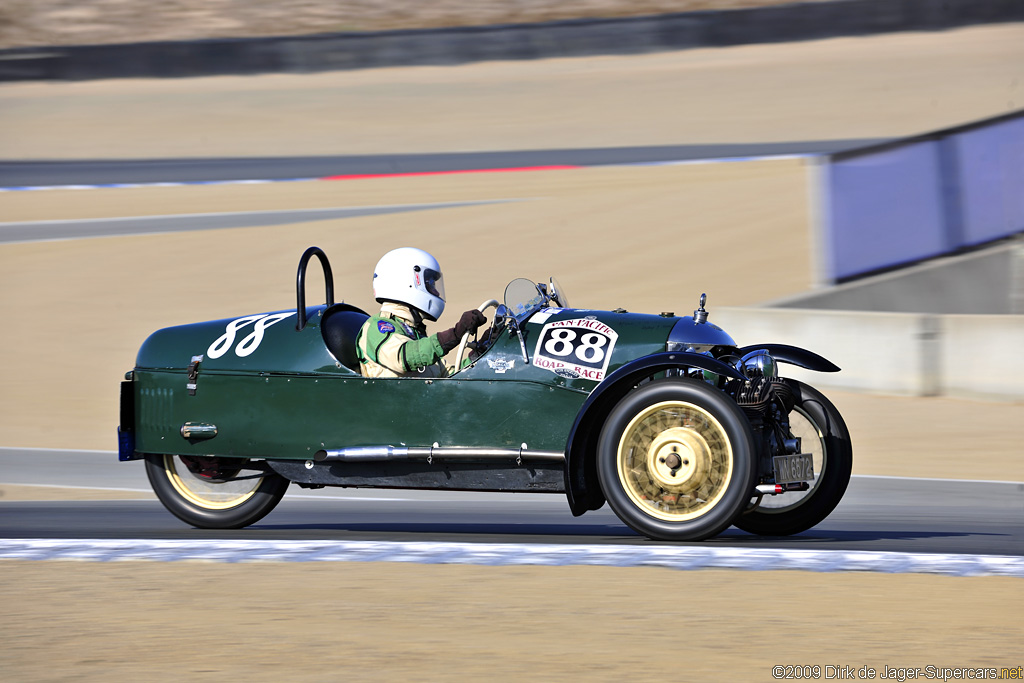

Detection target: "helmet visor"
[422, 268, 445, 301]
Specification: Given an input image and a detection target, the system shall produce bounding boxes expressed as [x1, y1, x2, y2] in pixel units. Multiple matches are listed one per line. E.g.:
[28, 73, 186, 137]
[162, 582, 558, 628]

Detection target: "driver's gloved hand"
[455, 309, 487, 337]
[437, 309, 487, 353]
[474, 325, 495, 353]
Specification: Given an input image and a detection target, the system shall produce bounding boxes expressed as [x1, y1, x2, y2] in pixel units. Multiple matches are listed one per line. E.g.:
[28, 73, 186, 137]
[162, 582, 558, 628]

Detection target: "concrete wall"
[772, 238, 1024, 315]
[942, 315, 1024, 400]
[712, 307, 1024, 401]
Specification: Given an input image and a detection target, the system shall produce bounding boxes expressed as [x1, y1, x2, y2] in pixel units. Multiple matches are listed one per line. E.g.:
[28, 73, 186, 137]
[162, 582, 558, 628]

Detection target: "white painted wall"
[711, 307, 1024, 401]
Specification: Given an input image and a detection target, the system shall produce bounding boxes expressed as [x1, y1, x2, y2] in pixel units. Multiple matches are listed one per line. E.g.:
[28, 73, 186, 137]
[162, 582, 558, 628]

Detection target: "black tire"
[733, 380, 852, 536]
[597, 378, 757, 542]
[145, 454, 289, 529]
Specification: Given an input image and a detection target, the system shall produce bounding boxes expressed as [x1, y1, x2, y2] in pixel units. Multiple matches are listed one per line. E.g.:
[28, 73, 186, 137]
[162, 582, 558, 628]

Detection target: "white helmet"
[372, 247, 446, 321]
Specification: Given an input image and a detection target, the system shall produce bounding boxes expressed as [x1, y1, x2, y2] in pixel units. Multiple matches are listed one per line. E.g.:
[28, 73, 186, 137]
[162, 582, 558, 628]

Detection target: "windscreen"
[504, 278, 545, 319]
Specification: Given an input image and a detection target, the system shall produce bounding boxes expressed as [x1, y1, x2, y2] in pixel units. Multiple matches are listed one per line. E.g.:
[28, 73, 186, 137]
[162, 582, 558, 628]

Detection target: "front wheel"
[145, 454, 289, 529]
[597, 378, 757, 541]
[733, 380, 852, 536]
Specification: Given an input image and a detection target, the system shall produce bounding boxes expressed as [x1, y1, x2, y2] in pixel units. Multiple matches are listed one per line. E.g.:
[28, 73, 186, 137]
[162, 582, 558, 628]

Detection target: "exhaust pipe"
[314, 444, 564, 463]
[755, 481, 811, 496]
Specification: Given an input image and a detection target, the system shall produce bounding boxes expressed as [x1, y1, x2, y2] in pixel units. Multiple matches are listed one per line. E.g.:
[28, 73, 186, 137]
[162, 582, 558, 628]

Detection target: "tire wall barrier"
[1, 0, 1023, 81]
[816, 110, 1024, 283]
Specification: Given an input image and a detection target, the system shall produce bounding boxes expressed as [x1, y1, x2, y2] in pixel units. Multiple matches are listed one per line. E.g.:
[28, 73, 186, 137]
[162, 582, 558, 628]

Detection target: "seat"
[320, 303, 370, 373]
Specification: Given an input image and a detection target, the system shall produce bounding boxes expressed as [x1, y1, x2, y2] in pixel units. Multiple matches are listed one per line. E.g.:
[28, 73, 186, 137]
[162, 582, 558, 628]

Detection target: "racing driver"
[356, 247, 486, 378]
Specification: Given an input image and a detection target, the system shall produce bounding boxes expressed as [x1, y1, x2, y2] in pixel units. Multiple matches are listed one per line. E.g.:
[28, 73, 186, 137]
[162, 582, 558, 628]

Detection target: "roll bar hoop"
[296, 246, 335, 331]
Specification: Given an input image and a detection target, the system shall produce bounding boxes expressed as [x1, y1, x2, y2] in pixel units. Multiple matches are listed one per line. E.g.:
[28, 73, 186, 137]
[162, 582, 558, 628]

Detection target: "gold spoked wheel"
[163, 455, 263, 510]
[146, 453, 289, 529]
[617, 400, 734, 522]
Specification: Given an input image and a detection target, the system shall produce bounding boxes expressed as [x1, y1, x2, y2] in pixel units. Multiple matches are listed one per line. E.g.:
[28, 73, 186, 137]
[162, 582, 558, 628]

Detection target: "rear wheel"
[145, 454, 289, 529]
[733, 380, 852, 536]
[597, 378, 757, 541]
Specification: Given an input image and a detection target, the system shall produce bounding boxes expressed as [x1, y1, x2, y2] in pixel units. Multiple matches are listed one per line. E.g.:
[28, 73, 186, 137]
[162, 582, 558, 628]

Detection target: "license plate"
[773, 453, 814, 484]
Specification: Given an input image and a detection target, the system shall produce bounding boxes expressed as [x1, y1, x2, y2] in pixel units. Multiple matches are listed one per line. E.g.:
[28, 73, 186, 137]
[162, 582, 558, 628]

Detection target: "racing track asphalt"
[1, 449, 1021, 557]
[0, 140, 888, 244]
[3, 142, 1019, 571]
[0, 140, 888, 188]
[0, 200, 522, 244]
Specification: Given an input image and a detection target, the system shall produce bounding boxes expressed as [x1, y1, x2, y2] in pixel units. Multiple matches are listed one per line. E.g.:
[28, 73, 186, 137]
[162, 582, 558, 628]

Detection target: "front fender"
[738, 344, 841, 373]
[562, 352, 744, 517]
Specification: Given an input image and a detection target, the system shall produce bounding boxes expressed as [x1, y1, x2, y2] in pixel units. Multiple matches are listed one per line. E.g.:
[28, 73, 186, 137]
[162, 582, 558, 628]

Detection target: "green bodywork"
[128, 305, 687, 460]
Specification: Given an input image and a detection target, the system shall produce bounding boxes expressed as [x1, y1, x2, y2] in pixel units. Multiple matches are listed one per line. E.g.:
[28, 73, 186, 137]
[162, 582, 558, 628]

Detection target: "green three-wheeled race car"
[118, 247, 852, 541]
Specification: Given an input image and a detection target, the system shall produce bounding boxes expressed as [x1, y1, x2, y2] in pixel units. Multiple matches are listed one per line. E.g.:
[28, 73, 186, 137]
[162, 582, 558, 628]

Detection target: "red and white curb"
[1, 539, 1021, 577]
[0, 156, 813, 193]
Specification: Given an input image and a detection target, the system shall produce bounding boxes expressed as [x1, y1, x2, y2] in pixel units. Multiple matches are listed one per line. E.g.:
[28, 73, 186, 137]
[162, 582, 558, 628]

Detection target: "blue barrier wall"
[822, 110, 1024, 282]
[956, 115, 1024, 247]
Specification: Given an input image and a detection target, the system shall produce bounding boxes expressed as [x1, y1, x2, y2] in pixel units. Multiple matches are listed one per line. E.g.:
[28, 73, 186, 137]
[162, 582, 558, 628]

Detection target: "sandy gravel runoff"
[3, 24, 1023, 159]
[1, 24, 1023, 682]
[2, 561, 1021, 681]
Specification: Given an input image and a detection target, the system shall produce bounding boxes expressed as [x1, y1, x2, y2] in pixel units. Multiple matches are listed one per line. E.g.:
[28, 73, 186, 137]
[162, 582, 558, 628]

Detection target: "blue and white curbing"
[1, 539, 1021, 577]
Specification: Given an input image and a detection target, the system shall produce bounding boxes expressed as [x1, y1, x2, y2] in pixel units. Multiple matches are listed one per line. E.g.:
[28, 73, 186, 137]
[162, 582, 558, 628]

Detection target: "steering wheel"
[453, 299, 499, 372]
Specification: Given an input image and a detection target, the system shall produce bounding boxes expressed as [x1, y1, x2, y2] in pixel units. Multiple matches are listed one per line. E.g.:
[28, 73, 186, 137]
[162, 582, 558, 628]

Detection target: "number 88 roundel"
[532, 318, 618, 382]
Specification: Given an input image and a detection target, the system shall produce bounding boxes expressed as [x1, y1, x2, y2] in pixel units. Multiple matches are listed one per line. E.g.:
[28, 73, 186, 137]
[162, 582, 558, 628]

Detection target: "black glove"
[455, 309, 487, 338]
[437, 309, 487, 353]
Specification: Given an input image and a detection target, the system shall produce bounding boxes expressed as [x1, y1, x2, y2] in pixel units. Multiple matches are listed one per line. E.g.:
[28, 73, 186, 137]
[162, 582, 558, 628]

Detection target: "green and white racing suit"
[355, 302, 448, 378]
